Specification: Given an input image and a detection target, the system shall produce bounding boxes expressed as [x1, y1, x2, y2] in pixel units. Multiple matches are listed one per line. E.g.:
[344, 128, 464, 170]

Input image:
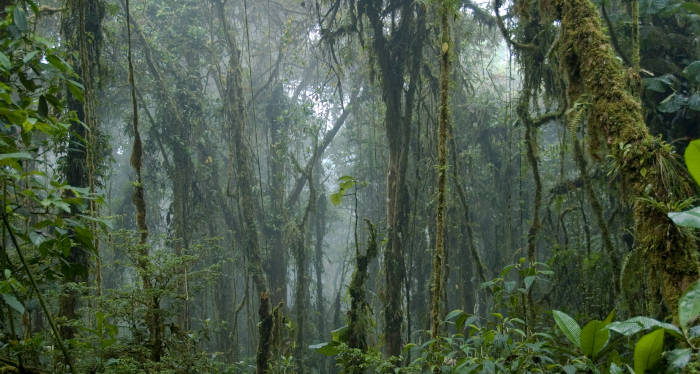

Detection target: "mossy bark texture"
[544, 0, 700, 315]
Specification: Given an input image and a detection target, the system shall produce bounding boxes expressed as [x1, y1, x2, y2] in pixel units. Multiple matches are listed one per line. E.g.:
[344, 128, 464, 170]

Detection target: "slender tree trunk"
[431, 0, 450, 343]
[265, 85, 288, 306]
[124, 0, 163, 361]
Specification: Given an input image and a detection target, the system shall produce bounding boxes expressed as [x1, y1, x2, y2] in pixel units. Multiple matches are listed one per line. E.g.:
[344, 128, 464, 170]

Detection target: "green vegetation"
[0, 0, 699, 373]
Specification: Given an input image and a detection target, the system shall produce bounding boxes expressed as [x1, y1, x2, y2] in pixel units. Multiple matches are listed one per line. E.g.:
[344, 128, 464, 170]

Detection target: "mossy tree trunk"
[543, 0, 700, 316]
[360, 1, 426, 356]
[212, 1, 272, 370]
[59, 0, 103, 339]
[431, 0, 451, 344]
[265, 84, 288, 307]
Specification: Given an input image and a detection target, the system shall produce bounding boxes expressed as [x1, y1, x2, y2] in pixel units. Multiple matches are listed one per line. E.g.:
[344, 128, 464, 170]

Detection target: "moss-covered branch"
[540, 0, 700, 316]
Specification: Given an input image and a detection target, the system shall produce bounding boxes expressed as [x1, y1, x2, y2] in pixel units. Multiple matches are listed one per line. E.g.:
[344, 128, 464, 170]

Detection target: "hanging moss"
[537, 0, 700, 317]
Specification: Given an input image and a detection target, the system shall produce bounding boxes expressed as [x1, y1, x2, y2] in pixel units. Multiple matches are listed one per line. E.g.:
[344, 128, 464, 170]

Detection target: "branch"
[461, 0, 496, 28]
[286, 89, 364, 208]
[601, 2, 632, 67]
[493, 0, 535, 50]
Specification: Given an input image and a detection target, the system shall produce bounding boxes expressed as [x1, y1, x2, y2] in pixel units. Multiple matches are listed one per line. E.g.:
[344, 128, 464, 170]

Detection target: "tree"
[58, 0, 104, 339]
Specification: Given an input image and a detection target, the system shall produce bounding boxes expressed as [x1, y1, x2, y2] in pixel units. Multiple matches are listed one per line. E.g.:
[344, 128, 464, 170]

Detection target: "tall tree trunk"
[293, 175, 314, 374]
[265, 84, 288, 306]
[59, 0, 103, 339]
[124, 0, 162, 361]
[431, 0, 450, 344]
[313, 164, 328, 373]
[541, 0, 700, 317]
[359, 2, 426, 356]
[212, 1, 273, 370]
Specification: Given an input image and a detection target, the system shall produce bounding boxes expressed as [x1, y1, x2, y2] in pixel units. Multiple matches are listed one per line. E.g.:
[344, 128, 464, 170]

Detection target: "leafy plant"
[552, 279, 700, 373]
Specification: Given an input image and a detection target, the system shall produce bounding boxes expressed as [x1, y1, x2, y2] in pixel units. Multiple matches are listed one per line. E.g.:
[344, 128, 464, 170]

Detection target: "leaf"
[309, 342, 341, 356]
[46, 55, 69, 73]
[681, 2, 700, 15]
[456, 313, 469, 332]
[607, 316, 682, 338]
[665, 348, 692, 373]
[38, 96, 48, 117]
[2, 293, 24, 314]
[0, 107, 27, 125]
[633, 329, 664, 374]
[329, 192, 343, 206]
[683, 61, 700, 83]
[552, 310, 581, 348]
[0, 52, 11, 70]
[524, 276, 536, 290]
[684, 140, 700, 187]
[658, 93, 687, 113]
[581, 320, 610, 359]
[13, 6, 27, 32]
[688, 94, 700, 112]
[67, 80, 84, 102]
[643, 76, 671, 93]
[445, 309, 465, 321]
[678, 279, 700, 328]
[23, 50, 39, 64]
[0, 152, 33, 161]
[668, 207, 700, 228]
[609, 363, 624, 374]
[331, 325, 348, 343]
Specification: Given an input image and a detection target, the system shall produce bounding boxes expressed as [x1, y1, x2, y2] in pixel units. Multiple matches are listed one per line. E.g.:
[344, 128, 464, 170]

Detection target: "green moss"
[540, 0, 700, 318]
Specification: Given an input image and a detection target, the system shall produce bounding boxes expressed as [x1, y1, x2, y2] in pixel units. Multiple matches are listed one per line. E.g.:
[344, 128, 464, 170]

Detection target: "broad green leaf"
[658, 93, 687, 113]
[309, 342, 341, 356]
[2, 293, 24, 314]
[633, 329, 664, 374]
[642, 76, 672, 93]
[581, 320, 610, 359]
[682, 2, 700, 15]
[13, 6, 27, 32]
[0, 52, 11, 70]
[665, 348, 692, 373]
[331, 325, 348, 342]
[688, 93, 700, 112]
[445, 309, 465, 321]
[683, 61, 700, 83]
[524, 276, 536, 290]
[678, 279, 700, 328]
[0, 107, 27, 125]
[329, 192, 343, 206]
[607, 316, 682, 338]
[552, 310, 581, 348]
[67, 80, 84, 102]
[46, 55, 69, 73]
[456, 313, 470, 332]
[668, 207, 700, 228]
[684, 140, 700, 187]
[23, 50, 39, 64]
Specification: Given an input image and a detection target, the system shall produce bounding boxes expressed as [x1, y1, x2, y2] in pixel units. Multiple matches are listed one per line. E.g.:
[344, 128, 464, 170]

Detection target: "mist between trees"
[1, 0, 699, 373]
